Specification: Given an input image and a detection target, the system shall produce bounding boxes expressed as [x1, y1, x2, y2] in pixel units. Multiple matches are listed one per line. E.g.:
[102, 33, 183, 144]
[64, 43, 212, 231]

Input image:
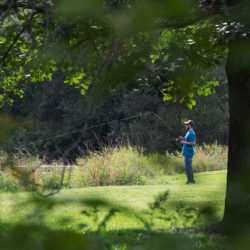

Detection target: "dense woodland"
[3, 67, 228, 161]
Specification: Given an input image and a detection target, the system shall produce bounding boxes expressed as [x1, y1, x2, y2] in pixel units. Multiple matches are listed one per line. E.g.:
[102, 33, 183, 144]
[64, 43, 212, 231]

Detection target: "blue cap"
[184, 120, 194, 127]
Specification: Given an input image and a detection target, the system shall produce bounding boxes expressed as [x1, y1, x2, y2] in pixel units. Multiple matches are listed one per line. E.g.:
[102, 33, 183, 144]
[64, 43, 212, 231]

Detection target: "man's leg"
[184, 156, 195, 183]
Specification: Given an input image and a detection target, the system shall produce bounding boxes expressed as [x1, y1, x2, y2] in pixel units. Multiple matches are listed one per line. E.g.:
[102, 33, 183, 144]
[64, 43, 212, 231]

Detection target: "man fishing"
[178, 120, 196, 184]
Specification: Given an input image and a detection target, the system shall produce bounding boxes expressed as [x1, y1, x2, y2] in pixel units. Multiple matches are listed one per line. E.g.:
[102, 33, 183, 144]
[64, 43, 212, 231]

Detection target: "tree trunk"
[222, 37, 250, 234]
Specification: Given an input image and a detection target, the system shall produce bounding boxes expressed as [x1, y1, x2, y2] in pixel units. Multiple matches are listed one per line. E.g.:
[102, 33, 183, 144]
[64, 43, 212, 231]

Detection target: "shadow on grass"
[96, 228, 224, 250]
[0, 223, 224, 250]
[1, 189, 249, 249]
[0, 190, 226, 250]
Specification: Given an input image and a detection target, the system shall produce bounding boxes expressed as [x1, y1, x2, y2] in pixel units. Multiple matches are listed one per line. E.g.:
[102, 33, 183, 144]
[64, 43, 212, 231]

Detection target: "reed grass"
[0, 143, 227, 191]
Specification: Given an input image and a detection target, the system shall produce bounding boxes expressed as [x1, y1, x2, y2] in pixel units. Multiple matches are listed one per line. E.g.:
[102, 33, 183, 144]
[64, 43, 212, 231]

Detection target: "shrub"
[72, 146, 154, 187]
[0, 172, 18, 193]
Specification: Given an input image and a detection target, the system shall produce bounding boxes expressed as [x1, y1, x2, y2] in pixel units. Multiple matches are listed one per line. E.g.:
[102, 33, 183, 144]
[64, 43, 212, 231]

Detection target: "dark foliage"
[2, 69, 228, 161]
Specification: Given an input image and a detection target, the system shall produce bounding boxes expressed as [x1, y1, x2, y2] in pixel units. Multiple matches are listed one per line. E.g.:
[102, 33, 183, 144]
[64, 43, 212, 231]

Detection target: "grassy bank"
[0, 170, 227, 231]
[0, 170, 226, 249]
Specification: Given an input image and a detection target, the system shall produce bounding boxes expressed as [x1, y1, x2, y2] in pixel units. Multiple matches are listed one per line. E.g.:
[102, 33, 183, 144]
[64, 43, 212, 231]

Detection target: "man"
[179, 120, 196, 184]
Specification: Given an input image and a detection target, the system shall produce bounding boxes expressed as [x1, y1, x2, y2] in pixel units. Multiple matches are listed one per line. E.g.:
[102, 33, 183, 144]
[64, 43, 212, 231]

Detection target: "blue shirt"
[182, 130, 195, 157]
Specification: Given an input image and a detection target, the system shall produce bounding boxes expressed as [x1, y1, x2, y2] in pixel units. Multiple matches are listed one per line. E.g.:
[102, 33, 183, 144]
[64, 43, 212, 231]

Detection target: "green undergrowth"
[0, 144, 227, 191]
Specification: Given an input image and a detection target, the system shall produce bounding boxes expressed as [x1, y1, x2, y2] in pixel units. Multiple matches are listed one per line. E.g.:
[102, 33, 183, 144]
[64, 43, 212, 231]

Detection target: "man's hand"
[176, 136, 184, 144]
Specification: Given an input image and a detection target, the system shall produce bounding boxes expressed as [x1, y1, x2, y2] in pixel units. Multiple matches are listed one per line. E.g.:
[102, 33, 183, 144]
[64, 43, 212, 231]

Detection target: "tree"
[0, 0, 250, 234]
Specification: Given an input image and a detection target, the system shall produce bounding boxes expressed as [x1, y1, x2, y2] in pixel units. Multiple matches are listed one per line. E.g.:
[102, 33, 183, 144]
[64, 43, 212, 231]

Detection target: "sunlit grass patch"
[0, 170, 227, 249]
[0, 170, 226, 231]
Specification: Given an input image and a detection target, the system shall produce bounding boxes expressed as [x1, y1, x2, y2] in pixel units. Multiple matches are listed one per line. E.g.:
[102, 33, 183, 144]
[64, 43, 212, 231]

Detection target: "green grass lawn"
[0, 170, 226, 233]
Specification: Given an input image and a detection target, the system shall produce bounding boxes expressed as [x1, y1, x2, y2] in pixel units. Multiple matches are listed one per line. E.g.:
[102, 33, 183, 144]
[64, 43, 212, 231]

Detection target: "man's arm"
[180, 132, 196, 145]
[180, 140, 196, 145]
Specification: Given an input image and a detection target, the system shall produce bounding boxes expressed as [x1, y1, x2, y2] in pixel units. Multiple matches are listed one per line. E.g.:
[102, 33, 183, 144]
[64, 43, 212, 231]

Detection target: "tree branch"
[0, 26, 25, 66]
[0, 0, 47, 14]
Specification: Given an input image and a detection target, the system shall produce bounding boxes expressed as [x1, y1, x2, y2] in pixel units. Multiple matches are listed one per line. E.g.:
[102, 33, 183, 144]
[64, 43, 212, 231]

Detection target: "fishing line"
[16, 112, 169, 150]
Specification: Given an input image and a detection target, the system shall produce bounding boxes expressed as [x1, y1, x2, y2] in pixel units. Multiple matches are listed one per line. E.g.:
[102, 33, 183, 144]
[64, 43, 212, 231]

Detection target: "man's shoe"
[186, 181, 195, 184]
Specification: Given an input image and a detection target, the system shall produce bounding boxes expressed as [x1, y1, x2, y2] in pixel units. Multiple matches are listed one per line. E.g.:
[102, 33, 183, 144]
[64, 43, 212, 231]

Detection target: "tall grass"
[72, 146, 154, 187]
[159, 143, 228, 175]
[0, 144, 227, 191]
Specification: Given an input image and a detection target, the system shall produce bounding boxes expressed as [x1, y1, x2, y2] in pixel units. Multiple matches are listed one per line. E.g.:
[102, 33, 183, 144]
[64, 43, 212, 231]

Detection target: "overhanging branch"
[0, 0, 47, 14]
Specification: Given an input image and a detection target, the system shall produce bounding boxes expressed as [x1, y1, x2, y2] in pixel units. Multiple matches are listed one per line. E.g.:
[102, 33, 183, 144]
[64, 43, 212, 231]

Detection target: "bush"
[72, 146, 154, 187]
[0, 153, 71, 191]
[35, 166, 62, 189]
[0, 172, 18, 193]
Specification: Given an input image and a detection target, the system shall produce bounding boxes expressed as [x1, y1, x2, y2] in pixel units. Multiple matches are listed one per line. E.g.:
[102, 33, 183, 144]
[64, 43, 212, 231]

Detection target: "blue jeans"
[184, 156, 195, 183]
